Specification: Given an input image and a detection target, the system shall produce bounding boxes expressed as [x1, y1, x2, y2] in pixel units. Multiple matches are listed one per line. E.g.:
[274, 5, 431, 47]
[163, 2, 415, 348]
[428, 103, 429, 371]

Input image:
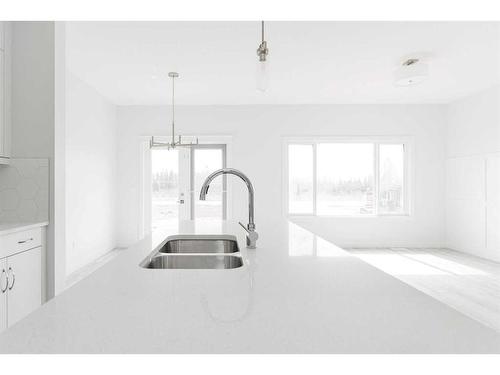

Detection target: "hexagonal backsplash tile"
[0, 159, 49, 222]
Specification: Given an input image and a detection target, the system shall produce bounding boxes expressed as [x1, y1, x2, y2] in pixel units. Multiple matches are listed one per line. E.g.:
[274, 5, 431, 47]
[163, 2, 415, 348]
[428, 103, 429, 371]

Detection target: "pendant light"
[150, 72, 199, 149]
[256, 21, 270, 92]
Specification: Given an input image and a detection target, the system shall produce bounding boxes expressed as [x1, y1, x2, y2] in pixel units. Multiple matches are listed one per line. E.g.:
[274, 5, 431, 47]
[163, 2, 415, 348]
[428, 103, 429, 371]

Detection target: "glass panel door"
[151, 148, 181, 232]
[191, 145, 227, 220]
[151, 144, 227, 233]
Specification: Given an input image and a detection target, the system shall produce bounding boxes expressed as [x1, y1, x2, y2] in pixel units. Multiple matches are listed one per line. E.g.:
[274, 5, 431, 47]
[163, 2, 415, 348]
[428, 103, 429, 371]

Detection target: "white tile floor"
[346, 247, 500, 332]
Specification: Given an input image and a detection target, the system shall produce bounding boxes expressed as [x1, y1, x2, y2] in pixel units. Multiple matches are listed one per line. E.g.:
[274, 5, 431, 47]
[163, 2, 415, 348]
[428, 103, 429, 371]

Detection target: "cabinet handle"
[7, 267, 15, 290]
[0, 269, 7, 293]
[18, 238, 34, 244]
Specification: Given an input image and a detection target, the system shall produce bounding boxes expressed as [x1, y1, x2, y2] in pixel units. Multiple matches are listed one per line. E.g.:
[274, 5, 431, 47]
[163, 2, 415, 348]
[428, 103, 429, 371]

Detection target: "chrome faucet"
[200, 168, 259, 249]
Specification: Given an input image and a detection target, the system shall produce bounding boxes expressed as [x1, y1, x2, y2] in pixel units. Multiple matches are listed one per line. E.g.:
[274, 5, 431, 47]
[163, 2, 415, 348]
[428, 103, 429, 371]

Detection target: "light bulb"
[256, 59, 269, 92]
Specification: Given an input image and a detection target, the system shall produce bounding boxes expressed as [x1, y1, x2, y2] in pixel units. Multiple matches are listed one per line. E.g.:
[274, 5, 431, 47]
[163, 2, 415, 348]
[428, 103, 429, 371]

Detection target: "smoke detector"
[394, 58, 429, 86]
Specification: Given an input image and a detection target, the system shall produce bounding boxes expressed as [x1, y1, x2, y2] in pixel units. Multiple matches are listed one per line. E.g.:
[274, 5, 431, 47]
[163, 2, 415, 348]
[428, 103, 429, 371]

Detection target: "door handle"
[177, 192, 185, 204]
[0, 269, 7, 293]
[7, 267, 15, 291]
[18, 238, 33, 244]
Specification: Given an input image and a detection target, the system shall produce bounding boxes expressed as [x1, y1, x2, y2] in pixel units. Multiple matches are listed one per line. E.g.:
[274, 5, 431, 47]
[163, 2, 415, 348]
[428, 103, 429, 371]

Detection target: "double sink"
[140, 235, 244, 270]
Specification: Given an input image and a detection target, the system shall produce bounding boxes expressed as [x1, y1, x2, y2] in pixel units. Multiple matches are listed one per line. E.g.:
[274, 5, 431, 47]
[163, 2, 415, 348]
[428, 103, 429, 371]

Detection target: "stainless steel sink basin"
[159, 238, 239, 254]
[140, 235, 243, 270]
[141, 254, 243, 269]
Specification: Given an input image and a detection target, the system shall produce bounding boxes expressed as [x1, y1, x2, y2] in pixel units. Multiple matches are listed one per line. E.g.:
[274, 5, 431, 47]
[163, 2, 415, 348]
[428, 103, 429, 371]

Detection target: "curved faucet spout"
[200, 168, 258, 248]
[199, 168, 255, 229]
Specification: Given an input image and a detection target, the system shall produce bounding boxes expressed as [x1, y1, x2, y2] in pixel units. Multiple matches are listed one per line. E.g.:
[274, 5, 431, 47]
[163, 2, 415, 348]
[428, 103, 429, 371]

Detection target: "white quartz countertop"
[0, 219, 499, 353]
[0, 221, 49, 236]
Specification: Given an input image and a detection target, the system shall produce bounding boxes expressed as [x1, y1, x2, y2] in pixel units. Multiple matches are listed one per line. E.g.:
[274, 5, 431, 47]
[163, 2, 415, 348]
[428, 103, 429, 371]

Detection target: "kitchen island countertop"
[0, 219, 499, 353]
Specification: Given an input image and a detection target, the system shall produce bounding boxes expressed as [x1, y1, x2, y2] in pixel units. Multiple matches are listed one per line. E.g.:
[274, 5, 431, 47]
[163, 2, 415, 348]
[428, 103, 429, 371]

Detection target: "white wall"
[54, 22, 66, 296]
[446, 85, 500, 261]
[10, 21, 59, 298]
[117, 104, 446, 248]
[65, 72, 118, 276]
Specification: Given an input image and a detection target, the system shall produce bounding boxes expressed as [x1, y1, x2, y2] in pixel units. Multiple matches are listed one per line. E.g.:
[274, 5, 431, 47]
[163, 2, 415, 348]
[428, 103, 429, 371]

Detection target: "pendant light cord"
[261, 21, 264, 43]
[151, 71, 198, 149]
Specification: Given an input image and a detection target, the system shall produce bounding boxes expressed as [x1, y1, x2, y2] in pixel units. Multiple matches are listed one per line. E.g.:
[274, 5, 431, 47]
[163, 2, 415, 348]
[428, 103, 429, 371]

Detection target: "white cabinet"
[0, 21, 12, 164]
[0, 258, 7, 332]
[0, 226, 45, 333]
[6, 247, 41, 327]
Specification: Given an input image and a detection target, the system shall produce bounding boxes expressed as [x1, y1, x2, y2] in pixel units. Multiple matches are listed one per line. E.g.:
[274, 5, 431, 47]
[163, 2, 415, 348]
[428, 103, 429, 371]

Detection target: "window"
[378, 144, 405, 214]
[288, 144, 314, 214]
[286, 139, 410, 216]
[317, 143, 374, 215]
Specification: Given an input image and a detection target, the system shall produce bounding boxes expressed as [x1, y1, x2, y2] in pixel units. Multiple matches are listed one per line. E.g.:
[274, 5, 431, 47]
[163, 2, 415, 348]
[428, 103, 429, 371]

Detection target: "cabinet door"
[0, 21, 4, 50]
[7, 247, 41, 327]
[0, 45, 4, 158]
[0, 258, 7, 332]
[0, 21, 11, 162]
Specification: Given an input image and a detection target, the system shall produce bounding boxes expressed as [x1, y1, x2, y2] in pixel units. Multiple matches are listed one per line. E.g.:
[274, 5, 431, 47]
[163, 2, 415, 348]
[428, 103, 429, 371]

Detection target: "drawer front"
[0, 228, 42, 259]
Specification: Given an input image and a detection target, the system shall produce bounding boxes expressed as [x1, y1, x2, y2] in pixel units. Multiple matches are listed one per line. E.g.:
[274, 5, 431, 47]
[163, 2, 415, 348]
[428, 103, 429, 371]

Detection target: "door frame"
[138, 135, 233, 239]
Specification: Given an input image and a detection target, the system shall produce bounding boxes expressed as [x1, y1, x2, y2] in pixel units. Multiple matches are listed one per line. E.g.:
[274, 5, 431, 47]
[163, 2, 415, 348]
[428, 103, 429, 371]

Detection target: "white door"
[7, 247, 41, 327]
[0, 258, 7, 332]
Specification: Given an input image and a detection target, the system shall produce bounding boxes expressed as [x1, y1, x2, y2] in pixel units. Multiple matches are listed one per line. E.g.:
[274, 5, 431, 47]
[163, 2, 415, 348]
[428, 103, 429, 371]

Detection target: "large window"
[288, 144, 314, 214]
[286, 139, 409, 216]
[317, 143, 374, 215]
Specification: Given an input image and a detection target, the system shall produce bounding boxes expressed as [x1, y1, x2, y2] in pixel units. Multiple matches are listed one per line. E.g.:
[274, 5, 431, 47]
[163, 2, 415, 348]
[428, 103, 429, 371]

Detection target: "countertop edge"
[0, 221, 49, 236]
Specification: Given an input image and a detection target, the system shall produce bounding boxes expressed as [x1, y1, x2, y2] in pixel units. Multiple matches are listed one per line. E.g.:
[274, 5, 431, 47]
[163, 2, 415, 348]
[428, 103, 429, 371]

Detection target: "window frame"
[283, 136, 413, 218]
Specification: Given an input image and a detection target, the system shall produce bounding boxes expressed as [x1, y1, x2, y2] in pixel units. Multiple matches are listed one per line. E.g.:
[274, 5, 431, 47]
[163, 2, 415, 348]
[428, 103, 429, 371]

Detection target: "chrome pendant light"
[256, 21, 270, 92]
[150, 72, 199, 149]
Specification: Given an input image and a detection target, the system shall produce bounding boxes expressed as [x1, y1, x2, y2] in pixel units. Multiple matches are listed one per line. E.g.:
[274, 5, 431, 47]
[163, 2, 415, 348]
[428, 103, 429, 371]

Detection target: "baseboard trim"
[338, 244, 445, 249]
[65, 247, 127, 289]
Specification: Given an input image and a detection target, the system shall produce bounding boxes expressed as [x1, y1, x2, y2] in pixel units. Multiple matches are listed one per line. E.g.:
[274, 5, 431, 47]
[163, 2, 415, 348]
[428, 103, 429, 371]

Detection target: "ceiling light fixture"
[150, 72, 198, 149]
[394, 58, 429, 86]
[256, 21, 270, 92]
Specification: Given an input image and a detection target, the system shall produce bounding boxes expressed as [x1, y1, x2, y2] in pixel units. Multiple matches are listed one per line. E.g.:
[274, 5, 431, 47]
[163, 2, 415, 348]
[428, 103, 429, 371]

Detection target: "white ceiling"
[66, 21, 500, 105]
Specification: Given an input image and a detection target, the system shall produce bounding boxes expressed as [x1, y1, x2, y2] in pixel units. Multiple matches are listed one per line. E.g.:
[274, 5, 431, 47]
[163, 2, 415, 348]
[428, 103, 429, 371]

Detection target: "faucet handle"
[239, 222, 258, 249]
[238, 221, 249, 233]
